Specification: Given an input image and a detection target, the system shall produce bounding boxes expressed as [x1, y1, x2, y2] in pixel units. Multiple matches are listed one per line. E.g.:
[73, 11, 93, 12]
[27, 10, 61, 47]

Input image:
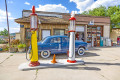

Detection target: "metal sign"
[88, 20, 94, 25]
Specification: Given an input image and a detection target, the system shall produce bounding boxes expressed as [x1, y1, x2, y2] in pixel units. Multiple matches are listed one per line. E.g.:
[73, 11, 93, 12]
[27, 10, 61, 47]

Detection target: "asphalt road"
[0, 46, 120, 80]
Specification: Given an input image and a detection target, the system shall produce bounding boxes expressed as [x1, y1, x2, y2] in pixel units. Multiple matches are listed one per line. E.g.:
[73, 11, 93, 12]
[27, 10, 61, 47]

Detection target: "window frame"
[62, 37, 69, 43]
[50, 37, 61, 43]
[53, 29, 65, 35]
[25, 28, 39, 40]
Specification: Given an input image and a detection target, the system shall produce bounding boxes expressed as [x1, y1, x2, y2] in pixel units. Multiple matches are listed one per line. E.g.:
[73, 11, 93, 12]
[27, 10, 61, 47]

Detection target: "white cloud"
[74, 11, 79, 14]
[36, 4, 69, 13]
[0, 9, 15, 22]
[0, 27, 20, 33]
[0, 9, 19, 33]
[8, 1, 13, 4]
[10, 27, 20, 33]
[0, 25, 20, 33]
[24, 2, 30, 5]
[70, 0, 120, 13]
[70, 0, 94, 13]
[86, 0, 120, 11]
[0, 27, 5, 31]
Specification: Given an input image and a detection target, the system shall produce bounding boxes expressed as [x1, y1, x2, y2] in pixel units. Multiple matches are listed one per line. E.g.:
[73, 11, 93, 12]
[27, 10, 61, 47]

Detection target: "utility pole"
[5, 0, 11, 51]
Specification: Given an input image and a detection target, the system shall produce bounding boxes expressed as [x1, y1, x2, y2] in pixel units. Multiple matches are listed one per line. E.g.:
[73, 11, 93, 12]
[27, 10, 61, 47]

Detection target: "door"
[92, 27, 97, 47]
[61, 37, 69, 53]
[49, 37, 62, 54]
[42, 30, 50, 39]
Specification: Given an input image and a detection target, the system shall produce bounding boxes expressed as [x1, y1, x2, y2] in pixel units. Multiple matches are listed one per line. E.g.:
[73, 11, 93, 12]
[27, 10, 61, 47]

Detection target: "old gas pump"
[67, 11, 76, 63]
[29, 6, 40, 67]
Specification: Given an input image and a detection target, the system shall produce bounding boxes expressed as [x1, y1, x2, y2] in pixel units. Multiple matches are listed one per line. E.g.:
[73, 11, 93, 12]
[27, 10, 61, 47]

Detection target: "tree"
[107, 6, 120, 28]
[0, 28, 8, 36]
[82, 6, 106, 16]
[81, 5, 120, 29]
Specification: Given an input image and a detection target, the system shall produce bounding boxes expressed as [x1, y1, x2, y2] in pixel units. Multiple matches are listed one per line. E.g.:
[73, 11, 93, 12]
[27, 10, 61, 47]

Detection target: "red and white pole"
[67, 11, 76, 63]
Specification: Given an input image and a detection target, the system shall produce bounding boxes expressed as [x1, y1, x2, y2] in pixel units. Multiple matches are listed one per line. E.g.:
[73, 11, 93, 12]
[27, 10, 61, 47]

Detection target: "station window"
[54, 29, 65, 35]
[25, 28, 31, 39]
[25, 28, 39, 39]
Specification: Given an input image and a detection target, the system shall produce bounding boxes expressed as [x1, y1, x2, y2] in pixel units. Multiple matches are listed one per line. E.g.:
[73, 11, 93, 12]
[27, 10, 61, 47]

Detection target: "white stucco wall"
[15, 33, 20, 40]
[103, 25, 110, 38]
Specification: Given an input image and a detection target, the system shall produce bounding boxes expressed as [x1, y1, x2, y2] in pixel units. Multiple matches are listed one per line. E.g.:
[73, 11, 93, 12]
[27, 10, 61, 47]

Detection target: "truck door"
[61, 37, 69, 53]
[50, 37, 62, 54]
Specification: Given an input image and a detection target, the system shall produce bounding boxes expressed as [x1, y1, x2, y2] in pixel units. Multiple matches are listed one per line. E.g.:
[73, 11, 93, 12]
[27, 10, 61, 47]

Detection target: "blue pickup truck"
[29, 35, 87, 58]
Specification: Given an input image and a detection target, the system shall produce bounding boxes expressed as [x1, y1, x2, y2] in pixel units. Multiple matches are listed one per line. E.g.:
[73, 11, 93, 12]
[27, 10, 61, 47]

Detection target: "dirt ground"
[0, 46, 120, 80]
[0, 44, 6, 47]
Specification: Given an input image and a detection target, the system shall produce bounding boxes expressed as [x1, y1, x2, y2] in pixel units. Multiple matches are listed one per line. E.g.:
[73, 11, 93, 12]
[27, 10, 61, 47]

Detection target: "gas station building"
[15, 10, 110, 47]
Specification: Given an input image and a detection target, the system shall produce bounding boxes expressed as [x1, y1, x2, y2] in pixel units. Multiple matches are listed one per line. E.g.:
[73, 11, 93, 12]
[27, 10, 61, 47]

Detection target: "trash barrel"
[100, 37, 103, 47]
[0, 48, 3, 51]
[117, 36, 120, 45]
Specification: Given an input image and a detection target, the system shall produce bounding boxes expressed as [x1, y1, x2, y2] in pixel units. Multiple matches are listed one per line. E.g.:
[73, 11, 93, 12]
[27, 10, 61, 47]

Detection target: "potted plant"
[17, 44, 26, 52]
[9, 39, 20, 53]
[10, 45, 18, 53]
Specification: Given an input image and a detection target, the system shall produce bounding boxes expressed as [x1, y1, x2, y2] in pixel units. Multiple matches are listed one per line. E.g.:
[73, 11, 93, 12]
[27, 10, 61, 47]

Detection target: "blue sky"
[0, 0, 120, 33]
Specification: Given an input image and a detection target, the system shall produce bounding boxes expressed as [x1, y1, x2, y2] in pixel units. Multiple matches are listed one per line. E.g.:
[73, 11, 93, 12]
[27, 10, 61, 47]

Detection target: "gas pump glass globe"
[69, 20, 76, 31]
[30, 15, 37, 29]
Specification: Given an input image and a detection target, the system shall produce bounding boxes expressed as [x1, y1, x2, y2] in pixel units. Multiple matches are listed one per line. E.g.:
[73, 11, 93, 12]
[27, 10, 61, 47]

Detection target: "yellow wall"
[20, 23, 68, 45]
[110, 29, 120, 43]
[39, 24, 68, 40]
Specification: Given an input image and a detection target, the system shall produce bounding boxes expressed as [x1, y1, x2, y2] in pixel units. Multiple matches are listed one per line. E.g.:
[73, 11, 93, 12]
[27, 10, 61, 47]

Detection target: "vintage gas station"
[1, 0, 120, 80]
[15, 8, 110, 48]
[18, 6, 84, 70]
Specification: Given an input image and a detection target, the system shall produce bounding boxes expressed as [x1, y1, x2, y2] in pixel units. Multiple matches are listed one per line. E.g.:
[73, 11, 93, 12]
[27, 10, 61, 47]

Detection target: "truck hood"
[37, 42, 43, 45]
[75, 40, 87, 44]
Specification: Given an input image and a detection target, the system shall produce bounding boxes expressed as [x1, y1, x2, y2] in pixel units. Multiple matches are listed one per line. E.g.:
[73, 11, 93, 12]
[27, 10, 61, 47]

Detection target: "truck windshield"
[41, 37, 47, 43]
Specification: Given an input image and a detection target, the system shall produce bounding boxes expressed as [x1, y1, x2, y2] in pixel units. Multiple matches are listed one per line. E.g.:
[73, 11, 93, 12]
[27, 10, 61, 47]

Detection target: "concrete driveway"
[0, 47, 120, 80]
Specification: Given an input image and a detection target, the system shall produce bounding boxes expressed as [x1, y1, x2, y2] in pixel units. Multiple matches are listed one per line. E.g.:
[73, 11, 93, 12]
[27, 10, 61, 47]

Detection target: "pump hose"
[25, 32, 33, 61]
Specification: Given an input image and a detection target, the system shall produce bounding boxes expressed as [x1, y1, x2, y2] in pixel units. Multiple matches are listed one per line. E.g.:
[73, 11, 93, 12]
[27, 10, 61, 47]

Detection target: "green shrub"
[0, 45, 9, 51]
[0, 39, 5, 44]
[18, 44, 26, 48]
[10, 39, 20, 45]
[10, 44, 17, 48]
[3, 46, 9, 51]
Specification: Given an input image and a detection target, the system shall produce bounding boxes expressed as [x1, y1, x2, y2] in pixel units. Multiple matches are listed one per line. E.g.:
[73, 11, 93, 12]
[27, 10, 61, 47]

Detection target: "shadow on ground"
[85, 62, 120, 66]
[38, 52, 99, 60]
[52, 66, 101, 71]
[25, 61, 120, 71]
[88, 48, 101, 51]
[88, 46, 120, 50]
[23, 64, 101, 71]
[76, 52, 99, 58]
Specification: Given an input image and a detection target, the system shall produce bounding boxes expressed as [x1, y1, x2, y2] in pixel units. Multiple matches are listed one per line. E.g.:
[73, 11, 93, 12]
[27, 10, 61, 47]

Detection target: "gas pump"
[28, 6, 40, 67]
[67, 11, 76, 63]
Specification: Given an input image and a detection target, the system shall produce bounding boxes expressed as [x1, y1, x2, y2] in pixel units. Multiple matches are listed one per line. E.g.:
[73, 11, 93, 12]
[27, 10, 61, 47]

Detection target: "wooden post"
[5, 0, 11, 51]
[84, 25, 87, 42]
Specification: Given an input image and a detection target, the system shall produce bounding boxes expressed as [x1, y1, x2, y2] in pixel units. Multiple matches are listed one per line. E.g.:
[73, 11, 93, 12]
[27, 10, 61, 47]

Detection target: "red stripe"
[69, 17, 76, 20]
[68, 30, 75, 33]
[29, 61, 40, 67]
[67, 60, 76, 63]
